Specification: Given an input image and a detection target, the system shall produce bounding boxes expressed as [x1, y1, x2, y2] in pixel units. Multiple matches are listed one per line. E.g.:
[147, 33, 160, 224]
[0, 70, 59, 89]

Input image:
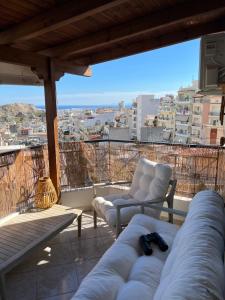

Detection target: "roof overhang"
[0, 0, 225, 79]
[0, 62, 43, 86]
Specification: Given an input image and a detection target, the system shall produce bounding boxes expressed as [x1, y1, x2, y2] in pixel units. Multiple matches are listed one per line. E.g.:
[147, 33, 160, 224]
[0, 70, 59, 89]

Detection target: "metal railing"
[60, 140, 225, 199]
[1, 140, 225, 218]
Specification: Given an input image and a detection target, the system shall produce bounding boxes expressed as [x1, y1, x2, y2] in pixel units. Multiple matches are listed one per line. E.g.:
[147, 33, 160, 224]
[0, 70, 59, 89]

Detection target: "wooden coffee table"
[0, 204, 82, 300]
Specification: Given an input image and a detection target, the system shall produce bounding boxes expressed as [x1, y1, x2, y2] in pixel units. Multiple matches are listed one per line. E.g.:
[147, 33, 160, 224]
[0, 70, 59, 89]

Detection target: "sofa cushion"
[73, 214, 178, 300]
[154, 190, 225, 300]
[92, 158, 172, 227]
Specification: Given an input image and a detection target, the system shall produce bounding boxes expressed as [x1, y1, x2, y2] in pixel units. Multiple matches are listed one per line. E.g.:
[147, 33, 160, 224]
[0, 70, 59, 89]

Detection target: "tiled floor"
[6, 212, 116, 300]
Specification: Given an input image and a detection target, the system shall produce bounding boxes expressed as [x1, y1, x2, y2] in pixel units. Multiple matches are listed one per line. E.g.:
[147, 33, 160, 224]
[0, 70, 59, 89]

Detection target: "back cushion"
[154, 190, 225, 300]
[129, 157, 172, 202]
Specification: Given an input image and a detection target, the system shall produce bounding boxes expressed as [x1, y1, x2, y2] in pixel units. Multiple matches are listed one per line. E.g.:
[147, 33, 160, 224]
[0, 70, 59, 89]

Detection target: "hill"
[0, 103, 40, 115]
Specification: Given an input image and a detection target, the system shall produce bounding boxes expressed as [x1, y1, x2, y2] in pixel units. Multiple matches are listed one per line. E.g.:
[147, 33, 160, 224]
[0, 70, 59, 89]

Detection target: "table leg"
[77, 214, 82, 238]
[0, 274, 7, 300]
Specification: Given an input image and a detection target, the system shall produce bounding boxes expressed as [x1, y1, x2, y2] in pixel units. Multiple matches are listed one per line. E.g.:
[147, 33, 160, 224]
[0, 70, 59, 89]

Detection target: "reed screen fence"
[0, 140, 225, 217]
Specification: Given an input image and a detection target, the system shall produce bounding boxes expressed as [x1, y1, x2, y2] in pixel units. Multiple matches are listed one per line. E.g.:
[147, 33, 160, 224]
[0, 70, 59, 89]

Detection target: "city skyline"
[0, 39, 200, 105]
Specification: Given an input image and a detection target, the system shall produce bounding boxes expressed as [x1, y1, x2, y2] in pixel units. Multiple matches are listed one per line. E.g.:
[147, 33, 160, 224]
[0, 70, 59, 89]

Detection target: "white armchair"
[92, 157, 176, 236]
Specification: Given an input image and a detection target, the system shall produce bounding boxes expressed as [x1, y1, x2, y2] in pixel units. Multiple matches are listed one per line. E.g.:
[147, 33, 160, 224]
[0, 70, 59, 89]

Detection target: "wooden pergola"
[1, 0, 225, 195]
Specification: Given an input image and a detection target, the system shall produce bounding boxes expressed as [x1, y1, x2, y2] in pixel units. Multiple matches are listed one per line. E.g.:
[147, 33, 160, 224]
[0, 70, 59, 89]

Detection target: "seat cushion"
[92, 157, 172, 227]
[93, 194, 144, 227]
[154, 190, 225, 300]
[73, 214, 178, 300]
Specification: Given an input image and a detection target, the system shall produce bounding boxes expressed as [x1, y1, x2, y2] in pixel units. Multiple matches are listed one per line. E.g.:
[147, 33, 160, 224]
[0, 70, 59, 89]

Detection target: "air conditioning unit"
[199, 32, 225, 95]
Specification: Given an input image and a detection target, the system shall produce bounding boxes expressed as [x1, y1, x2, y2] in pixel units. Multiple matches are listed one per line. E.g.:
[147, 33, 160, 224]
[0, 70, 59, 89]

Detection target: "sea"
[36, 104, 128, 110]
[36, 104, 127, 127]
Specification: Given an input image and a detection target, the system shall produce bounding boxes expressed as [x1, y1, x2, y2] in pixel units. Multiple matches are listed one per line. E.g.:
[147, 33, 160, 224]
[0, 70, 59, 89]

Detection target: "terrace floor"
[5, 211, 116, 300]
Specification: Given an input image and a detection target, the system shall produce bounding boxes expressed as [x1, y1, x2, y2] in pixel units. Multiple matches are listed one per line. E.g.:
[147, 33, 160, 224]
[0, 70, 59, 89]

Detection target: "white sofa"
[92, 158, 173, 234]
[73, 190, 225, 300]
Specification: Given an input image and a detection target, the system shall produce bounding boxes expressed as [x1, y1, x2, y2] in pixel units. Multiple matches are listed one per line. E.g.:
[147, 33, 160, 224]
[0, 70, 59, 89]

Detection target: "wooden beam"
[0, 0, 127, 44]
[73, 18, 225, 65]
[0, 45, 92, 78]
[44, 59, 60, 197]
[53, 60, 92, 77]
[40, 0, 225, 59]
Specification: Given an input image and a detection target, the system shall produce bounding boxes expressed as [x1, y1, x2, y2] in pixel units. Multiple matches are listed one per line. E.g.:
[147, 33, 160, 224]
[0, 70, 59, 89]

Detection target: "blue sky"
[0, 39, 200, 106]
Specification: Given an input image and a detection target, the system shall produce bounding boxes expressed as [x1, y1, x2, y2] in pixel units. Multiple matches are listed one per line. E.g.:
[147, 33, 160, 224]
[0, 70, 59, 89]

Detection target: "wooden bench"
[0, 204, 82, 300]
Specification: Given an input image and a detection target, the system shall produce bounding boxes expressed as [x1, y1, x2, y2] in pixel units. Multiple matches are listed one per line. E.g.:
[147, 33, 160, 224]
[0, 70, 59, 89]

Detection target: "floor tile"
[76, 258, 99, 283]
[98, 236, 115, 256]
[6, 271, 36, 300]
[71, 237, 103, 262]
[37, 263, 78, 299]
[6, 211, 114, 299]
[48, 227, 76, 245]
[10, 249, 40, 273]
[38, 242, 73, 266]
[80, 226, 103, 240]
[38, 291, 74, 300]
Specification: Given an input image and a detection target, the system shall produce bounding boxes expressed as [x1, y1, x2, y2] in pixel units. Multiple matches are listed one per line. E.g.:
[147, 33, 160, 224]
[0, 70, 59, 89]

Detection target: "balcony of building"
[175, 96, 193, 104]
[193, 110, 201, 115]
[176, 110, 191, 116]
[192, 123, 201, 128]
[175, 114, 191, 126]
[209, 111, 220, 116]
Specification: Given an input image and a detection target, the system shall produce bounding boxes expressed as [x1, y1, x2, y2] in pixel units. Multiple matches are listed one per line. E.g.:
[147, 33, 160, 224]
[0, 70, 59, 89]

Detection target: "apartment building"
[158, 95, 176, 142]
[192, 96, 224, 145]
[174, 80, 198, 144]
[129, 100, 137, 140]
[191, 96, 202, 144]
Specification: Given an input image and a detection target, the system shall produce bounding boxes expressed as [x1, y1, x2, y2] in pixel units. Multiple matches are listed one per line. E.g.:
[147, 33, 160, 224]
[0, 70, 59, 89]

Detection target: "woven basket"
[35, 177, 58, 209]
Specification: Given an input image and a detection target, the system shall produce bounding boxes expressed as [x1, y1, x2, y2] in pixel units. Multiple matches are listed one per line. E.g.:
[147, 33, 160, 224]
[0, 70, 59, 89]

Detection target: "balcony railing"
[209, 112, 220, 116]
[0, 145, 48, 218]
[192, 123, 201, 127]
[60, 140, 225, 198]
[193, 111, 201, 115]
[1, 140, 225, 218]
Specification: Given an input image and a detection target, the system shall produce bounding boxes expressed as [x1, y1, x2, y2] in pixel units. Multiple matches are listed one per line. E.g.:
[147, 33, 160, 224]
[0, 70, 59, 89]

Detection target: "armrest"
[143, 202, 187, 218]
[115, 197, 165, 210]
[115, 197, 165, 237]
[92, 181, 131, 198]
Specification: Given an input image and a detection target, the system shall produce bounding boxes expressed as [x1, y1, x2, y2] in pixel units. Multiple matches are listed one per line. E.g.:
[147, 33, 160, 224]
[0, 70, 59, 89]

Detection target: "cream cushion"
[73, 190, 225, 300]
[73, 214, 178, 300]
[154, 190, 225, 300]
[92, 157, 172, 226]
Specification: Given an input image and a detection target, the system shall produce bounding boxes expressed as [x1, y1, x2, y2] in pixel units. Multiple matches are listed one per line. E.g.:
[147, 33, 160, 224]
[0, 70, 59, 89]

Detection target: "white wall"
[136, 95, 160, 140]
[109, 127, 130, 140]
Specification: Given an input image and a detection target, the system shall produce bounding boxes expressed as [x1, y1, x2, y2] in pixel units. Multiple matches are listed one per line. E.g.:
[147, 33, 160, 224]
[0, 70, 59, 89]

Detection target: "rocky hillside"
[0, 103, 40, 115]
[0, 103, 45, 122]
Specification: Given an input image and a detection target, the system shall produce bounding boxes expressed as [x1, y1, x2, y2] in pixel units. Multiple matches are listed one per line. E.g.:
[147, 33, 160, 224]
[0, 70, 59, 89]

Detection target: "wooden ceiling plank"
[73, 18, 225, 65]
[0, 45, 48, 72]
[0, 45, 92, 77]
[40, 0, 225, 58]
[0, 0, 127, 44]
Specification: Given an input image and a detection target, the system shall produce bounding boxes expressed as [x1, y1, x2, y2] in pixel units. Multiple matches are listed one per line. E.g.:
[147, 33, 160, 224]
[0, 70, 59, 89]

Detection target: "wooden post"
[44, 58, 61, 197]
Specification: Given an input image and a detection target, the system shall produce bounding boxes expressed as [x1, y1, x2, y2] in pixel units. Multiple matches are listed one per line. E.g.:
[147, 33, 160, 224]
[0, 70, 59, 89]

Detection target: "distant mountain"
[0, 103, 43, 117]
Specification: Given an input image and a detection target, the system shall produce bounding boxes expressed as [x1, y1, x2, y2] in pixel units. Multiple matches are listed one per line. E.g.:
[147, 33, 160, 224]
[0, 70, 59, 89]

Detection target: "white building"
[158, 95, 176, 142]
[134, 95, 160, 141]
[129, 101, 137, 140]
[118, 100, 125, 112]
[174, 80, 198, 144]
